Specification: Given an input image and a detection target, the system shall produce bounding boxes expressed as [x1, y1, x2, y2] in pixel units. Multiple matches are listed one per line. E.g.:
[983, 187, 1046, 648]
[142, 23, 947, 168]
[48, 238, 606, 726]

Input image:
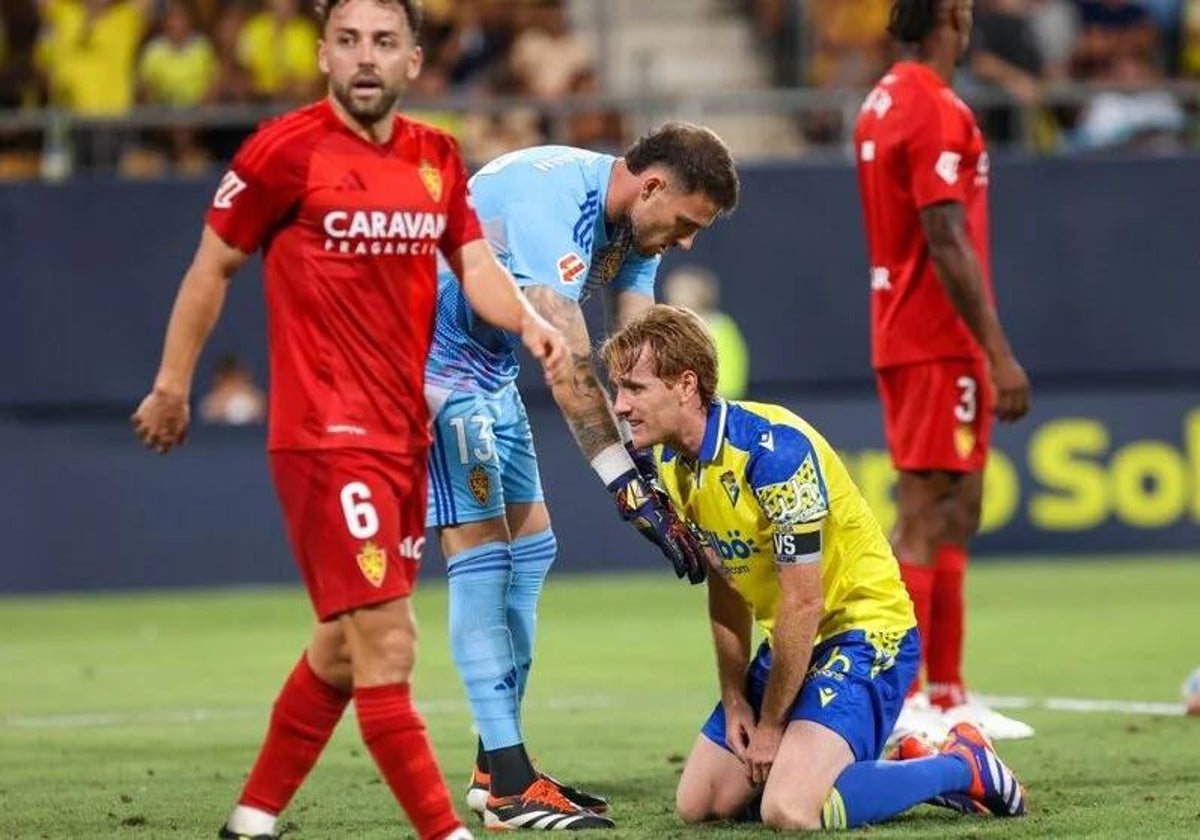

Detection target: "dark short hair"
[317, 0, 423, 40]
[888, 0, 942, 44]
[624, 121, 739, 214]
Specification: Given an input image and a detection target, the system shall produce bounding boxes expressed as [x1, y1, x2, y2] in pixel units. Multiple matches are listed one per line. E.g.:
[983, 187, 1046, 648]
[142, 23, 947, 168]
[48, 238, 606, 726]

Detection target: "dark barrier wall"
[3, 157, 1199, 592]
[3, 388, 1198, 593]
[2, 156, 1198, 406]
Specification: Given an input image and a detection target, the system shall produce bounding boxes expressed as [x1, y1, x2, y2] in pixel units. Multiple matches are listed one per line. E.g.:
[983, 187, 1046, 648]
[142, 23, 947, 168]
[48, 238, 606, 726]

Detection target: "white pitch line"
[0, 693, 618, 731]
[1, 692, 1187, 732]
[977, 694, 1186, 717]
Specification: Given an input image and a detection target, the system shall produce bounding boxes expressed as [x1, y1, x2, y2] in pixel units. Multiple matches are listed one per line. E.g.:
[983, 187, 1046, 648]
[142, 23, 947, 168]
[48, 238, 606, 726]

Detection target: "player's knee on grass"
[675, 778, 754, 824]
[760, 791, 823, 832]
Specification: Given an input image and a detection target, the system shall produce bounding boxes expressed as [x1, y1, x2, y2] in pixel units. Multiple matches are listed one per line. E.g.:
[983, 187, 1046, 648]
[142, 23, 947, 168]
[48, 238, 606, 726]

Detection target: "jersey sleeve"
[746, 425, 830, 565]
[438, 138, 484, 257]
[904, 90, 970, 210]
[502, 195, 593, 302]
[610, 251, 660, 297]
[205, 127, 305, 254]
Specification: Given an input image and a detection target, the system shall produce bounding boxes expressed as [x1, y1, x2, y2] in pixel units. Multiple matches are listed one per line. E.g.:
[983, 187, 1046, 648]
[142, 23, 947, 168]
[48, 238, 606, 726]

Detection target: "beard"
[615, 214, 657, 258]
[331, 78, 403, 125]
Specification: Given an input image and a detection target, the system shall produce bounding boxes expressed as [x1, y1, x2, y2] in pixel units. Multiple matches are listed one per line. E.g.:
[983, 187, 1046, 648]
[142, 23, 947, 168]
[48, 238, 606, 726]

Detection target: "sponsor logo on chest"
[322, 209, 448, 257]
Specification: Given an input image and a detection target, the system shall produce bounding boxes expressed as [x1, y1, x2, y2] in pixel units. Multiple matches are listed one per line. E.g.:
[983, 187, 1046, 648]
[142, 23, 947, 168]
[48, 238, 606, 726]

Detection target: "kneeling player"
[601, 306, 1028, 830]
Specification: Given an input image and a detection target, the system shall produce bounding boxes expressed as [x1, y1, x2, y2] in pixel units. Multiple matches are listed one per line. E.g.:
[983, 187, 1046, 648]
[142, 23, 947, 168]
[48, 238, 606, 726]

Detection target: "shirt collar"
[896, 60, 949, 92]
[698, 399, 728, 464]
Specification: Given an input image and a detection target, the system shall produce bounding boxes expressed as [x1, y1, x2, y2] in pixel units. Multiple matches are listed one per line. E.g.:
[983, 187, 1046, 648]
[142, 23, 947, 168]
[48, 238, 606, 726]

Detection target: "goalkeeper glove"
[607, 470, 707, 584]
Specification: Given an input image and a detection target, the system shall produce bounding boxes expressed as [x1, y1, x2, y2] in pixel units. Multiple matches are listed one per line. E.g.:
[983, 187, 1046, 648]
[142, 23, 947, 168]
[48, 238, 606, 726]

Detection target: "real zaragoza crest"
[356, 541, 387, 588]
[418, 159, 442, 202]
[468, 464, 491, 506]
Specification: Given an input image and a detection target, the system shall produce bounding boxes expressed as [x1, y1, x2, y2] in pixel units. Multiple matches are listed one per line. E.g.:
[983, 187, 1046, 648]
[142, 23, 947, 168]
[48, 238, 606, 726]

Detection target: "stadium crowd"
[753, 0, 1199, 151]
[0, 0, 1198, 176]
[0, 0, 619, 175]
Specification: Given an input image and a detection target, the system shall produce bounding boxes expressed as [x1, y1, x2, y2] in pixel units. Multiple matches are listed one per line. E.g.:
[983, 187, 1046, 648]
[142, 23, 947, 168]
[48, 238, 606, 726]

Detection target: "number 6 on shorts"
[340, 481, 380, 539]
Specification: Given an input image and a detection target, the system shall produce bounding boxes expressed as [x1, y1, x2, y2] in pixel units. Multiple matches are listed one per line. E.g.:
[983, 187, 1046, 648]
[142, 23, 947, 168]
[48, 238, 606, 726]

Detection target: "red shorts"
[270, 448, 428, 621]
[875, 358, 993, 473]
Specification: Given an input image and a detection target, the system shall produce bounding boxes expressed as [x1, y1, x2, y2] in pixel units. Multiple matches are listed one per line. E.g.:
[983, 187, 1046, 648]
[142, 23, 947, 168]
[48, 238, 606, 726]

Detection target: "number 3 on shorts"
[954, 375, 977, 423]
[340, 481, 380, 539]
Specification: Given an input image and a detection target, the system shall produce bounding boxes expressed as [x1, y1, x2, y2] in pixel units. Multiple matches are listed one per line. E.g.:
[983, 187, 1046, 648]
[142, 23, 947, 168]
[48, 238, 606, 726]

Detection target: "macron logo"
[213, 171, 247, 209]
[759, 431, 775, 451]
[935, 151, 961, 186]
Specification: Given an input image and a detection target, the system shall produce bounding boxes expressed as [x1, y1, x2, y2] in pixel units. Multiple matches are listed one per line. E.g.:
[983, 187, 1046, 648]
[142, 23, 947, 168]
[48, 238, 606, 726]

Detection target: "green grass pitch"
[3, 557, 1200, 838]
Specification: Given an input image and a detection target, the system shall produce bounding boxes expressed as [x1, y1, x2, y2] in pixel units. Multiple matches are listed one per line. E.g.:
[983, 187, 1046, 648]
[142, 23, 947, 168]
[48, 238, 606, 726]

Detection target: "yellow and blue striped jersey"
[656, 399, 915, 645]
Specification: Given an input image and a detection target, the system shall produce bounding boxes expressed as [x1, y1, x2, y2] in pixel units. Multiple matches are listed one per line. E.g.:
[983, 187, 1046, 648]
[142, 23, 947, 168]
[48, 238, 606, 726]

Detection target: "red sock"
[240, 654, 350, 814]
[928, 544, 968, 710]
[354, 683, 461, 840]
[898, 560, 935, 696]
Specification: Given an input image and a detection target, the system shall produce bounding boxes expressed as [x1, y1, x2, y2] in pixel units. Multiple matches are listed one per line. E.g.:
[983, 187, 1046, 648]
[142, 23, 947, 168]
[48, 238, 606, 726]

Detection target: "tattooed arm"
[524, 285, 624, 460]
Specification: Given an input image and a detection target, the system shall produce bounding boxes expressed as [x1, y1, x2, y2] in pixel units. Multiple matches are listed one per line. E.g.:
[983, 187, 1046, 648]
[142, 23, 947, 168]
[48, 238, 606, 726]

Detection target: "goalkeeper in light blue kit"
[424, 123, 739, 831]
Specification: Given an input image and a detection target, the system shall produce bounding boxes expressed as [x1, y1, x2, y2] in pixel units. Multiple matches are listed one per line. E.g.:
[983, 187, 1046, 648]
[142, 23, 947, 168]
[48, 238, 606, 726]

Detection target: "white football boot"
[942, 695, 1035, 740]
[885, 691, 951, 753]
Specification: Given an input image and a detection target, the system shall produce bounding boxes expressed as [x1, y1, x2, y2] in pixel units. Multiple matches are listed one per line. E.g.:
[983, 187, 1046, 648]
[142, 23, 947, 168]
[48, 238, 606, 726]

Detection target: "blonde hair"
[601, 304, 718, 407]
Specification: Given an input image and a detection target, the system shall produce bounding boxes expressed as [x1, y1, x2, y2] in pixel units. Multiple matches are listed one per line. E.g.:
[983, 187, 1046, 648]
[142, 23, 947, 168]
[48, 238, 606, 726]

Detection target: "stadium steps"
[570, 0, 804, 158]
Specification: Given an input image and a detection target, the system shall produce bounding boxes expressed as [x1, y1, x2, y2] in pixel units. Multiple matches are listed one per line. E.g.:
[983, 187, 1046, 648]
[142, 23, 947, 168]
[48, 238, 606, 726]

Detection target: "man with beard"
[131, 1, 567, 837]
[424, 126, 739, 830]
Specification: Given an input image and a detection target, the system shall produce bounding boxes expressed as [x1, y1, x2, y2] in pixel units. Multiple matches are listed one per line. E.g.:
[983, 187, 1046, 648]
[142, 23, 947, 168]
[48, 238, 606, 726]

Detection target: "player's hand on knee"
[724, 697, 755, 763]
[745, 722, 784, 787]
[131, 387, 190, 454]
[608, 473, 707, 584]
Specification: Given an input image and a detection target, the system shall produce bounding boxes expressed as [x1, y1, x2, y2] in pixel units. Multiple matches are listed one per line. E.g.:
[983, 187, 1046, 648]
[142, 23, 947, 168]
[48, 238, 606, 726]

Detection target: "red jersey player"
[854, 0, 1032, 742]
[131, 1, 565, 838]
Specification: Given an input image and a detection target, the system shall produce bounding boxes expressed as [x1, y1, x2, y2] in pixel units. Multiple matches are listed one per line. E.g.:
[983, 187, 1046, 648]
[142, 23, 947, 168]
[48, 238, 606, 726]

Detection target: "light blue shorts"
[425, 382, 544, 528]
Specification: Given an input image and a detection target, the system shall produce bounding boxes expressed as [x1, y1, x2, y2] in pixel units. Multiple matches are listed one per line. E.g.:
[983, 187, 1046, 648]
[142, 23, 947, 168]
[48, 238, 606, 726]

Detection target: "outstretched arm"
[446, 239, 568, 383]
[132, 225, 247, 453]
[526, 284, 706, 583]
[525, 285, 625, 461]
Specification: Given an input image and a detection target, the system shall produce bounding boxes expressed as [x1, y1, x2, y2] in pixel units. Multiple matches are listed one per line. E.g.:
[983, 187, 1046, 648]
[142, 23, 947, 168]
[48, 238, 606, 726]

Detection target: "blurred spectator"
[139, 1, 216, 108]
[801, 0, 891, 145]
[1072, 0, 1161, 78]
[134, 0, 217, 172]
[236, 0, 319, 102]
[36, 0, 150, 115]
[202, 2, 255, 162]
[1181, 0, 1200, 74]
[806, 0, 892, 89]
[406, 64, 465, 138]
[564, 67, 625, 153]
[0, 0, 44, 178]
[440, 0, 513, 92]
[1030, 0, 1082, 79]
[1141, 0, 1184, 71]
[36, 0, 152, 170]
[200, 353, 267, 425]
[1073, 52, 1185, 149]
[509, 0, 591, 99]
[663, 266, 750, 400]
[967, 0, 1045, 142]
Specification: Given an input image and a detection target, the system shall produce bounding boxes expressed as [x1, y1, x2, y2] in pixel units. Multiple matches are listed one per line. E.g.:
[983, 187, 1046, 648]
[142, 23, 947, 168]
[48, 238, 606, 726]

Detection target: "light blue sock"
[507, 529, 556, 703]
[822, 755, 972, 828]
[448, 541, 521, 750]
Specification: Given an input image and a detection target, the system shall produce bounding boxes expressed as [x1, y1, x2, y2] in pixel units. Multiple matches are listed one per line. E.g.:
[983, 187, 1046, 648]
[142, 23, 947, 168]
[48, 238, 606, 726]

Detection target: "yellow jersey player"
[601, 305, 1027, 830]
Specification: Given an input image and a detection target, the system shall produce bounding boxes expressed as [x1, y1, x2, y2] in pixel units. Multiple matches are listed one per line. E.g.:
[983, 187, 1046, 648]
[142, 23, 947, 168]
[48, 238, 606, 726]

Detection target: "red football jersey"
[854, 61, 994, 369]
[206, 100, 483, 452]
